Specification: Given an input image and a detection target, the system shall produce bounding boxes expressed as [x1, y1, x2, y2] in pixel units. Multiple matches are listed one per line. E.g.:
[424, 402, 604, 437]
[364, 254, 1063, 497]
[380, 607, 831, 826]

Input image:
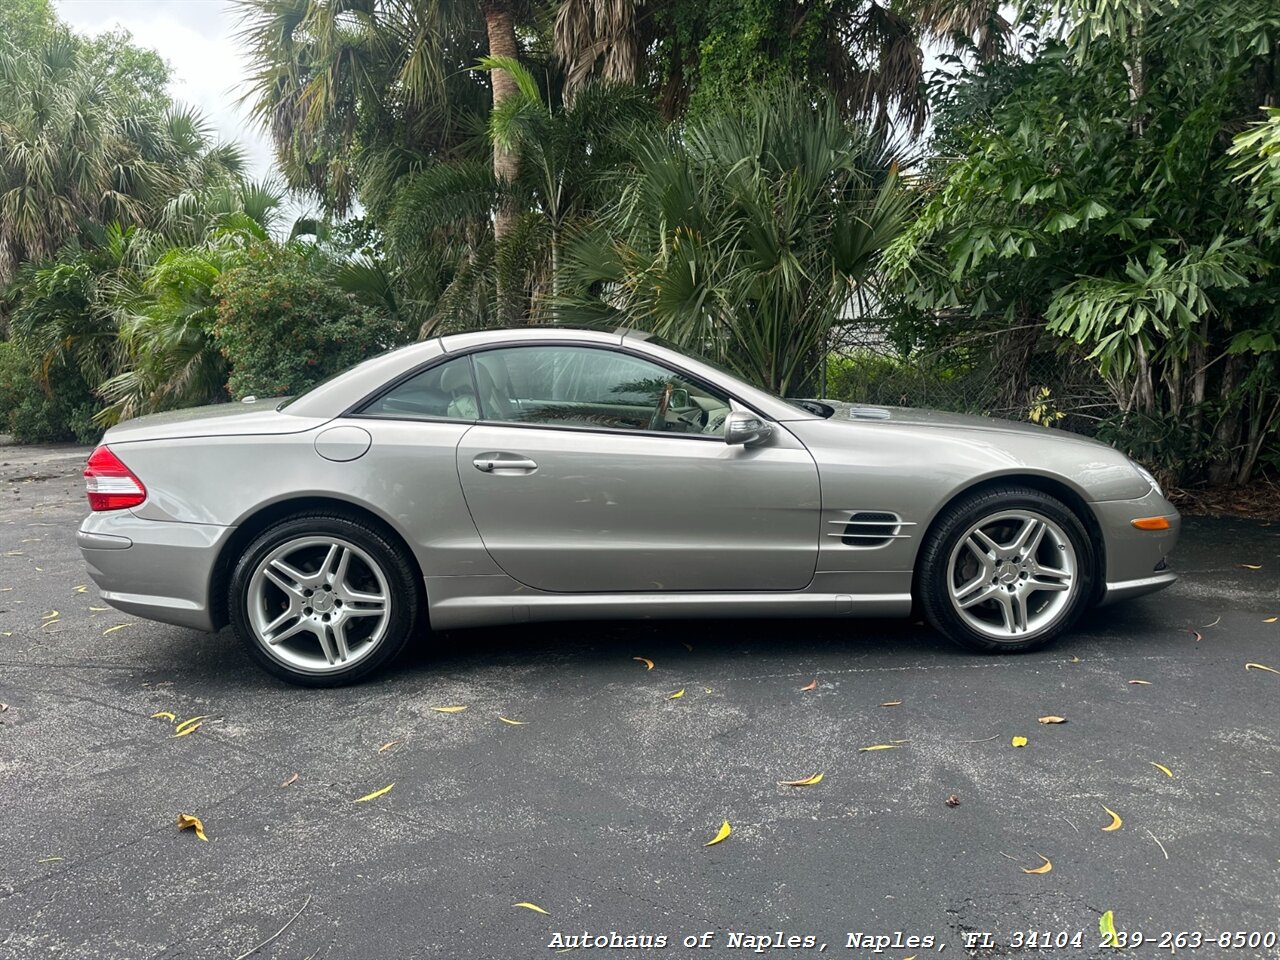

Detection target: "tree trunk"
[482, 1, 520, 319]
[1208, 353, 1245, 484]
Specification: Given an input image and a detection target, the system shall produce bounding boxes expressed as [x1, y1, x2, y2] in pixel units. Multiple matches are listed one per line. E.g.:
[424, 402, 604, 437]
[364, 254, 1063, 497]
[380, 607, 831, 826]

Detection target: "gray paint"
[79, 328, 1179, 635]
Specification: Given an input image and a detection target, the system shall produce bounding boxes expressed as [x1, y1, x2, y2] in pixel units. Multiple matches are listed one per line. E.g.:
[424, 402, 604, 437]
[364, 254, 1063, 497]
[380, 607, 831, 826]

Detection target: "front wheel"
[228, 513, 422, 686]
[917, 487, 1095, 653]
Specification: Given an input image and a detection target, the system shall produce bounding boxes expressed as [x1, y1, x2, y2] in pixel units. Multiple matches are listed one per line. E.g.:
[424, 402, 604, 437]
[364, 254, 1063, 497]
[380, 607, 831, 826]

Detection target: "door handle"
[473, 456, 538, 472]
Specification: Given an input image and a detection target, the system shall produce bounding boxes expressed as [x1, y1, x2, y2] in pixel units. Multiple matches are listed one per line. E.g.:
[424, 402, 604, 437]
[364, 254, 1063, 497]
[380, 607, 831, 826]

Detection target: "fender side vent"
[827, 511, 914, 547]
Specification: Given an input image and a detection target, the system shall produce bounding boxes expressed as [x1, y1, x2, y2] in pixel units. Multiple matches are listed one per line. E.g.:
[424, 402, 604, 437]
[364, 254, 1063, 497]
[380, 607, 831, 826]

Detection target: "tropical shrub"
[212, 246, 412, 399]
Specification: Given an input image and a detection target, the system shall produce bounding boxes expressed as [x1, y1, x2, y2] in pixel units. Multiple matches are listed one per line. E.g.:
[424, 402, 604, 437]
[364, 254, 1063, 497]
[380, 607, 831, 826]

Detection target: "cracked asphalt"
[1, 442, 1279, 960]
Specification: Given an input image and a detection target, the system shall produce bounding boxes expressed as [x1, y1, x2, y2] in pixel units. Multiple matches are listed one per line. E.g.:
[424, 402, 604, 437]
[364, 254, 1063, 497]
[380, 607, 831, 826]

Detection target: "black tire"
[228, 512, 422, 686]
[917, 485, 1095, 654]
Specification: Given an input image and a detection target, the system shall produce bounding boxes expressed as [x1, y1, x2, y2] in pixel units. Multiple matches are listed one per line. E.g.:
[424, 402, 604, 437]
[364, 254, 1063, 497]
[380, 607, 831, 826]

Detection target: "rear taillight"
[84, 445, 146, 511]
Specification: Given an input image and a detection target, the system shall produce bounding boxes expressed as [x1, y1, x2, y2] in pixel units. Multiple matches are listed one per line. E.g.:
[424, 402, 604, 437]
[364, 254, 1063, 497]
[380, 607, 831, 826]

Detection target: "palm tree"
[558, 83, 912, 397]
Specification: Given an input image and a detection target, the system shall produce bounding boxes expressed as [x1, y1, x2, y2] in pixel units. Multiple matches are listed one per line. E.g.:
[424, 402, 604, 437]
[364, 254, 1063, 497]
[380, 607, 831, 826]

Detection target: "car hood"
[103, 397, 326, 443]
[812, 401, 1108, 449]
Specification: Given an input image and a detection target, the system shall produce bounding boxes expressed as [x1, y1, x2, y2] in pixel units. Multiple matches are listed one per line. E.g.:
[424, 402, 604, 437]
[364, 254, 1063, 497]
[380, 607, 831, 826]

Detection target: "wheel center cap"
[997, 562, 1020, 584]
[312, 591, 334, 612]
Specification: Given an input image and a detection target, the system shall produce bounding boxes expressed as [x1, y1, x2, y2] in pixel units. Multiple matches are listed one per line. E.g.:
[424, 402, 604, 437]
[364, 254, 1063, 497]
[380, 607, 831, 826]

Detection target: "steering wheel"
[648, 382, 674, 431]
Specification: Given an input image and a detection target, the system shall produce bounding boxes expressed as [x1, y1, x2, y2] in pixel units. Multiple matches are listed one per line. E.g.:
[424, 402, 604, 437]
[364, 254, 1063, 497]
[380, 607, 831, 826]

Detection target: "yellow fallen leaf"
[633, 656, 654, 670]
[1100, 804, 1123, 831]
[176, 813, 208, 841]
[514, 902, 549, 915]
[1246, 662, 1280, 675]
[1038, 716, 1067, 724]
[1099, 910, 1118, 947]
[73, 585, 87, 593]
[354, 783, 394, 803]
[173, 723, 202, 738]
[39, 618, 60, 629]
[1, 632, 10, 637]
[1239, 563, 1262, 570]
[703, 687, 712, 693]
[1068, 655, 1082, 663]
[377, 739, 404, 752]
[150, 711, 176, 722]
[174, 715, 208, 735]
[36, 857, 63, 863]
[88, 605, 110, 611]
[1022, 853, 1053, 874]
[667, 688, 685, 700]
[704, 820, 732, 846]
[1128, 679, 1152, 685]
[41, 610, 58, 620]
[800, 679, 817, 691]
[1011, 736, 1028, 747]
[1264, 617, 1277, 623]
[498, 716, 527, 725]
[880, 700, 903, 707]
[430, 705, 467, 713]
[102, 624, 132, 635]
[859, 744, 900, 752]
[1149, 761, 1174, 778]
[779, 772, 824, 786]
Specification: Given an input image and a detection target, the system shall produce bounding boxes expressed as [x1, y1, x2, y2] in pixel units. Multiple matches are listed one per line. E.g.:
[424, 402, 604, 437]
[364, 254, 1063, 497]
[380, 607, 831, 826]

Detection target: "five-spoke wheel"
[229, 513, 420, 685]
[919, 486, 1094, 653]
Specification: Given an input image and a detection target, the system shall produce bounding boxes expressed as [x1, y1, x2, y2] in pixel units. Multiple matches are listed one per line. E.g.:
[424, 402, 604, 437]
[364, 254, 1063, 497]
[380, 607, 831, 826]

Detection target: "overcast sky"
[54, 0, 279, 182]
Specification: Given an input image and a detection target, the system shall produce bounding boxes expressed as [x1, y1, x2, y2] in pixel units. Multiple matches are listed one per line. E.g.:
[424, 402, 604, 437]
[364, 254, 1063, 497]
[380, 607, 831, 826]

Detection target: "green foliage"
[212, 246, 412, 399]
[0, 340, 100, 444]
[888, 0, 1280, 483]
[559, 83, 910, 396]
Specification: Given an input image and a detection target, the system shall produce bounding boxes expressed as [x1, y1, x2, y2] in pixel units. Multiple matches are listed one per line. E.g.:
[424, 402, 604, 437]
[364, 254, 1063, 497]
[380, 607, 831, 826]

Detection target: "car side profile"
[79, 327, 1180, 685]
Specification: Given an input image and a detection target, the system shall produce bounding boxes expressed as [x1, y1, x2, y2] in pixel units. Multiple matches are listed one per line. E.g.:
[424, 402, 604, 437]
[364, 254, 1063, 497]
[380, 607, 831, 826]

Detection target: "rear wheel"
[918, 486, 1094, 653]
[229, 513, 421, 686]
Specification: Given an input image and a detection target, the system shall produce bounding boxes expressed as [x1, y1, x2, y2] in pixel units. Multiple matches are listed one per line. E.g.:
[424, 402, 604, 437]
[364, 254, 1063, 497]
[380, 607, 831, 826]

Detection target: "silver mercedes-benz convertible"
[79, 327, 1179, 685]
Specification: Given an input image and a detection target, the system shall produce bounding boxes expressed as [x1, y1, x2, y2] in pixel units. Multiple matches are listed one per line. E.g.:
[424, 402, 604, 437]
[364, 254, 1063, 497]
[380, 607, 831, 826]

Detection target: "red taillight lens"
[84, 445, 146, 511]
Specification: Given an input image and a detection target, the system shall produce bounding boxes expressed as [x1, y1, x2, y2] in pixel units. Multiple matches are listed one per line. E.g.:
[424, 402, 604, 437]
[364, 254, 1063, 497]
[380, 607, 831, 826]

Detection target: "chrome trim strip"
[1098, 571, 1177, 607]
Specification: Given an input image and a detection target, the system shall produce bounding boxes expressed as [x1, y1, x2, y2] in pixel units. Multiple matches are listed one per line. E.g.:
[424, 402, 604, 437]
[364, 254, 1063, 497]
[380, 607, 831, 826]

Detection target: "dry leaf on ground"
[430, 705, 467, 713]
[778, 773, 824, 786]
[1011, 736, 1029, 747]
[174, 716, 208, 736]
[1022, 854, 1053, 875]
[354, 783, 394, 803]
[514, 902, 549, 915]
[633, 657, 655, 670]
[704, 820, 732, 846]
[498, 716, 527, 725]
[1100, 804, 1123, 831]
[945, 794, 960, 807]
[281, 773, 298, 787]
[150, 711, 176, 722]
[1149, 761, 1174, 778]
[176, 813, 208, 841]
[102, 624, 132, 635]
[667, 689, 685, 699]
[1246, 662, 1280, 675]
[1238, 563, 1263, 570]
[1038, 716, 1067, 724]
[1128, 679, 1153, 685]
[799, 679, 817, 691]
[377, 739, 404, 752]
[880, 700, 903, 707]
[859, 744, 900, 752]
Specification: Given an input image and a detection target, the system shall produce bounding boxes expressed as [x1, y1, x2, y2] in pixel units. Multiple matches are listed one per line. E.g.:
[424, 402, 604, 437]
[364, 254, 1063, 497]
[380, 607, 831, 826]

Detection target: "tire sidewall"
[229, 514, 419, 686]
[920, 488, 1095, 653]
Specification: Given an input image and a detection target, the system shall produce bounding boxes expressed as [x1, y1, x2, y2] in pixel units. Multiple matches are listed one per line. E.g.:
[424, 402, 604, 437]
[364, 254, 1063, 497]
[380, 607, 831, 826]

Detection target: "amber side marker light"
[1131, 517, 1171, 531]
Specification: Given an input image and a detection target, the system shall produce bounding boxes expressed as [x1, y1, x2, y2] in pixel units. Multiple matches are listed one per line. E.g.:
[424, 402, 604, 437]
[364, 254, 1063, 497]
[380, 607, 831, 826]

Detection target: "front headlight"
[1130, 460, 1164, 498]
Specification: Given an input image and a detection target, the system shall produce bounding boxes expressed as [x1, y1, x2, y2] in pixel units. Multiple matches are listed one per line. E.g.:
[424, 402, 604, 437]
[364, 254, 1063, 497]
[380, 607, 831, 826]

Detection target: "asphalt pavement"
[1, 442, 1279, 960]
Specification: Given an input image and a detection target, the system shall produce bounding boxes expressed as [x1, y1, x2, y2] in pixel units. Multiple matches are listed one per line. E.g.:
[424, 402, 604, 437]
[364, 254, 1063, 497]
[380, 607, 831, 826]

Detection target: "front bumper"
[1091, 487, 1180, 607]
[79, 511, 233, 631]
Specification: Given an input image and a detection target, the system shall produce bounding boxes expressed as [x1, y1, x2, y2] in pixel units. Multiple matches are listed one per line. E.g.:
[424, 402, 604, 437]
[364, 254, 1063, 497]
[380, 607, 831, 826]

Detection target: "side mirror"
[723, 410, 773, 446]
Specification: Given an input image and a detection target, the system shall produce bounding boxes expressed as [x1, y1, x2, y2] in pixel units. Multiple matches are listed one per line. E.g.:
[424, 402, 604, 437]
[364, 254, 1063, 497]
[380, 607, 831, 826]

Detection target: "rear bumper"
[78, 511, 231, 631]
[1091, 488, 1180, 607]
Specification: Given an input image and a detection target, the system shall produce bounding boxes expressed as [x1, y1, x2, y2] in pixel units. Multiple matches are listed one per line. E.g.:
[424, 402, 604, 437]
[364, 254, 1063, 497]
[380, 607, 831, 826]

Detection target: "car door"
[453, 343, 821, 593]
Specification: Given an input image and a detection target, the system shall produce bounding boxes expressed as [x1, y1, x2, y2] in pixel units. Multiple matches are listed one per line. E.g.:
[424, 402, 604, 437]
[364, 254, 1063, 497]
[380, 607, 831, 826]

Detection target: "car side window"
[471, 346, 732, 436]
[359, 356, 480, 420]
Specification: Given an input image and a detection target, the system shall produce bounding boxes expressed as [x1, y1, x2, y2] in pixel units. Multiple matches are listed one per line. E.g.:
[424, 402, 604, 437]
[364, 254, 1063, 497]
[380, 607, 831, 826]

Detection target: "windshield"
[623, 330, 833, 417]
